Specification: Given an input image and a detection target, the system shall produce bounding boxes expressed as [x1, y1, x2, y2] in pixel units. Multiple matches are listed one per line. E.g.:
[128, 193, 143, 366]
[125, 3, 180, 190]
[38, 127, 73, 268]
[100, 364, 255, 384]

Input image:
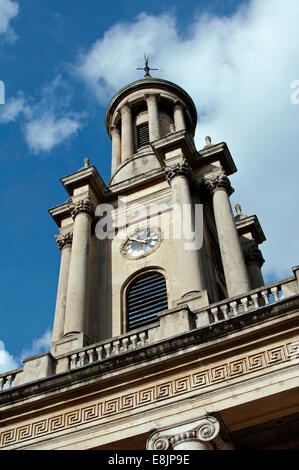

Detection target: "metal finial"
[135, 55, 161, 78]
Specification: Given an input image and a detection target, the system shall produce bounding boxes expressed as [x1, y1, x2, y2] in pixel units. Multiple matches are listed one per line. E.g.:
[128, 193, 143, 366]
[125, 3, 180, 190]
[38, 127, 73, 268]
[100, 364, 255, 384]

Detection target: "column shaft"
[167, 163, 205, 295]
[52, 242, 72, 342]
[110, 126, 121, 174]
[212, 187, 250, 296]
[64, 210, 91, 336]
[174, 102, 186, 131]
[146, 94, 160, 141]
[121, 104, 133, 162]
[247, 261, 265, 288]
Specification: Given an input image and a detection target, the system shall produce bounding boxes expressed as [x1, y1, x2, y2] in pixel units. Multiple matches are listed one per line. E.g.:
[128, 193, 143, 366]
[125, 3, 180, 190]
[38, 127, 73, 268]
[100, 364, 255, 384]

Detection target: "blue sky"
[0, 0, 298, 373]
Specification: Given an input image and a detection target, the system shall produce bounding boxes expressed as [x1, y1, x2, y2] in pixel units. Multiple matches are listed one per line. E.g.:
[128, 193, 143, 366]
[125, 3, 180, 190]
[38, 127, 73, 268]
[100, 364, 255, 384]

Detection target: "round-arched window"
[126, 272, 168, 331]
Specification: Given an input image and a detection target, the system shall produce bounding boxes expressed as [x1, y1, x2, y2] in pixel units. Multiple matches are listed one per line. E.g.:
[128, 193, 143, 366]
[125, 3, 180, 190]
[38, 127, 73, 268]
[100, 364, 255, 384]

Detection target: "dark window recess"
[137, 123, 150, 148]
[127, 272, 168, 330]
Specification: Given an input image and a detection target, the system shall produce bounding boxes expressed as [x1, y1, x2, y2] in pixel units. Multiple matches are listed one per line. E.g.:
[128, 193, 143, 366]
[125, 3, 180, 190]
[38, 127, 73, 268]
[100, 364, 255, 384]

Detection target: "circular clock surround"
[121, 227, 162, 260]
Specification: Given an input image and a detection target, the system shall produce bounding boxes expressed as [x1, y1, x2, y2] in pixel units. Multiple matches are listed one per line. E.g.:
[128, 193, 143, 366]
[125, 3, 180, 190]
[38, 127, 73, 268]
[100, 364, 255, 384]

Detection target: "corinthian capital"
[69, 196, 94, 220]
[243, 245, 265, 267]
[165, 160, 192, 184]
[203, 172, 234, 196]
[55, 232, 73, 251]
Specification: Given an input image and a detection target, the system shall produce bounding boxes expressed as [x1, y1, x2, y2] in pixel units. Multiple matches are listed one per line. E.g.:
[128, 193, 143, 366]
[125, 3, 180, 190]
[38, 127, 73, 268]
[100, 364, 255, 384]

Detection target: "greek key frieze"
[0, 340, 295, 448]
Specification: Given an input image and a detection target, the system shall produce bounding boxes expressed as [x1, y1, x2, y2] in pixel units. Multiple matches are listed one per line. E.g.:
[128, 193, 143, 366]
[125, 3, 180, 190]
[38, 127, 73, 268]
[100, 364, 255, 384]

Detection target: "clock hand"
[129, 238, 147, 243]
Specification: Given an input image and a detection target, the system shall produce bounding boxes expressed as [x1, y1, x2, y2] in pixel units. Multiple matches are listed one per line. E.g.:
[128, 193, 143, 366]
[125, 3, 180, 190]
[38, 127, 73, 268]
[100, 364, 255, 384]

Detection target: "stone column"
[165, 160, 205, 296]
[146, 94, 160, 141]
[121, 103, 133, 162]
[243, 244, 265, 289]
[110, 125, 121, 174]
[173, 100, 186, 131]
[52, 232, 73, 342]
[205, 173, 250, 297]
[64, 196, 94, 337]
[146, 416, 234, 450]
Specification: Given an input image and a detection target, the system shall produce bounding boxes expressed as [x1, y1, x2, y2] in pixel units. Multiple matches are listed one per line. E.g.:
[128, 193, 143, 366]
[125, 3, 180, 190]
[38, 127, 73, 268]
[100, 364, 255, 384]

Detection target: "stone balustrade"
[1, 268, 298, 389]
[68, 329, 150, 370]
[0, 369, 23, 391]
[195, 279, 290, 327]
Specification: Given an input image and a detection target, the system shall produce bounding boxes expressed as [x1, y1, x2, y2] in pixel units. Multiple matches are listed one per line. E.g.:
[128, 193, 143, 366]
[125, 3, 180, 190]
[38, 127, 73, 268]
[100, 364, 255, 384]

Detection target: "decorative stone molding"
[243, 245, 265, 267]
[69, 196, 94, 220]
[165, 160, 192, 184]
[0, 339, 296, 448]
[55, 232, 73, 251]
[203, 173, 234, 196]
[147, 416, 233, 450]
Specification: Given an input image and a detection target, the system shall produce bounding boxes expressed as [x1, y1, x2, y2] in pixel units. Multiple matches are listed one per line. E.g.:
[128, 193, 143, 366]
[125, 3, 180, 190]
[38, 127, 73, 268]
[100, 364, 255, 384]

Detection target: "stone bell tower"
[49, 66, 264, 356]
[3, 63, 299, 452]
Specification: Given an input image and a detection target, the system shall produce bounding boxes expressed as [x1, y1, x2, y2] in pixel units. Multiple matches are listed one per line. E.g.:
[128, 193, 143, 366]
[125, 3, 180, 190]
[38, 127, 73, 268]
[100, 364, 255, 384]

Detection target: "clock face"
[123, 228, 160, 258]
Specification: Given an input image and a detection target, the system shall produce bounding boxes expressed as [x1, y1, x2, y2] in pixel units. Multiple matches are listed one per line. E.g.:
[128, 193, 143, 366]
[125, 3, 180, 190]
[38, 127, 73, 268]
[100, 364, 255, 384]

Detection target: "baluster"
[240, 297, 249, 312]
[78, 351, 86, 367]
[104, 343, 112, 358]
[87, 349, 95, 364]
[0, 376, 6, 391]
[122, 337, 129, 352]
[229, 301, 238, 316]
[261, 290, 270, 305]
[251, 293, 259, 309]
[6, 375, 13, 389]
[96, 345, 104, 361]
[130, 334, 138, 349]
[70, 353, 78, 369]
[139, 331, 147, 346]
[270, 286, 280, 302]
[210, 307, 219, 322]
[113, 340, 121, 355]
[220, 304, 229, 320]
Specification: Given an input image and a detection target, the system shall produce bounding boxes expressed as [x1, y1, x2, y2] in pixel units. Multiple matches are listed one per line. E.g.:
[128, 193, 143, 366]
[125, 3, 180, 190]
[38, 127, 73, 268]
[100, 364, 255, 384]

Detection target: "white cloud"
[0, 93, 30, 123]
[24, 112, 83, 154]
[75, 0, 299, 281]
[0, 0, 19, 42]
[19, 329, 52, 362]
[0, 330, 52, 376]
[0, 340, 19, 374]
[0, 76, 86, 153]
[23, 75, 86, 154]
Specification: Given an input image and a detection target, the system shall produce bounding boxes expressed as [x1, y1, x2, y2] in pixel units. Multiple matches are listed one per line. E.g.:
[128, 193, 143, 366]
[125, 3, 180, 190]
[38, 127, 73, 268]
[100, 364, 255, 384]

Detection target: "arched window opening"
[126, 272, 168, 331]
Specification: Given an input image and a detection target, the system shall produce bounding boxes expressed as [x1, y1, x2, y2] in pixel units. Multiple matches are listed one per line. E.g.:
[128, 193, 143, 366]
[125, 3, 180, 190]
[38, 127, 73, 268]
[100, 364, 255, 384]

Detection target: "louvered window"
[137, 123, 149, 148]
[126, 272, 168, 331]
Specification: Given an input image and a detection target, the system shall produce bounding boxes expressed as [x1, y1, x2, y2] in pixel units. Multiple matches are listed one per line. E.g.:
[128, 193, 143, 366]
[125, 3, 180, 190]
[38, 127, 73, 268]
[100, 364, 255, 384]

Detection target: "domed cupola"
[105, 70, 197, 185]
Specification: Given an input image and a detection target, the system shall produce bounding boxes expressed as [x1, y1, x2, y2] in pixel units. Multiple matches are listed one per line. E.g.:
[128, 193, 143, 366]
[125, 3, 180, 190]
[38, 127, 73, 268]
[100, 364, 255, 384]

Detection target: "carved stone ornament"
[195, 416, 220, 442]
[147, 415, 225, 450]
[203, 173, 234, 196]
[69, 196, 94, 220]
[165, 160, 192, 184]
[55, 232, 73, 251]
[243, 245, 265, 267]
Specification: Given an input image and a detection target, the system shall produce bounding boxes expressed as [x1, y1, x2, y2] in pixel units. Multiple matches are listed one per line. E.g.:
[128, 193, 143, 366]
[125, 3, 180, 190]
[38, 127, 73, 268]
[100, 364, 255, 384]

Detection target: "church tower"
[1, 65, 298, 451]
[49, 67, 265, 356]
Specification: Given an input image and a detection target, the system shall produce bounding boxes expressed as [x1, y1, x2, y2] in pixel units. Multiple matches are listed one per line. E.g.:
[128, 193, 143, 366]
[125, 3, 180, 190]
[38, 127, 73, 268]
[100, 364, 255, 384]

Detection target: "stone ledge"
[0, 294, 298, 410]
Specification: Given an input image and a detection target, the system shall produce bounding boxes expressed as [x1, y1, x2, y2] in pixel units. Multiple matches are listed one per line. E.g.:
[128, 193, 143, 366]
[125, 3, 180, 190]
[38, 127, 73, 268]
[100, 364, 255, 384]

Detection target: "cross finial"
[135, 55, 160, 78]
